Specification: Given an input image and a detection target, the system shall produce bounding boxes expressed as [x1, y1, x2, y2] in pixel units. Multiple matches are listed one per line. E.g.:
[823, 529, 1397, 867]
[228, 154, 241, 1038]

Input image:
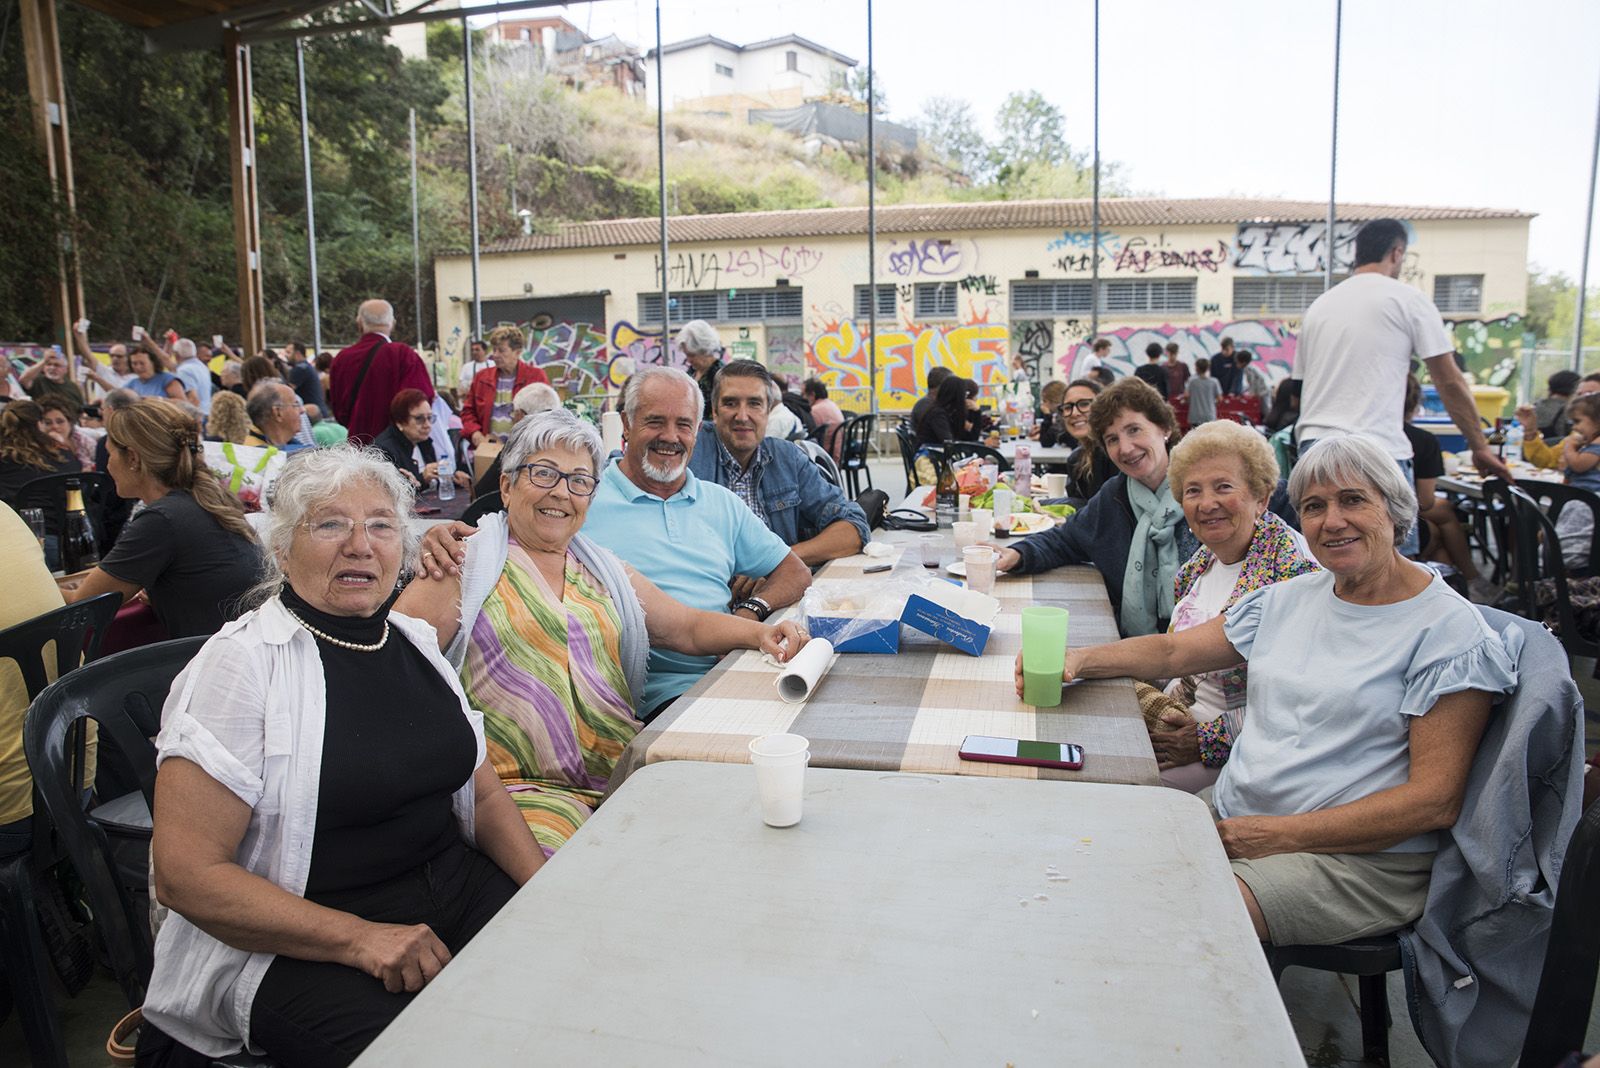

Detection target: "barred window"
[1433, 275, 1483, 315]
[914, 282, 958, 319]
[1010, 280, 1093, 316]
[638, 288, 800, 325]
[1232, 275, 1334, 316]
[853, 284, 896, 319]
[1097, 277, 1195, 314]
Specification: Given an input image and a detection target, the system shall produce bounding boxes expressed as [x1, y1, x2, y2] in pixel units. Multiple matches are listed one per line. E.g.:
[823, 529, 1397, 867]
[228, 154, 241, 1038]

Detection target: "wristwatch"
[734, 596, 772, 621]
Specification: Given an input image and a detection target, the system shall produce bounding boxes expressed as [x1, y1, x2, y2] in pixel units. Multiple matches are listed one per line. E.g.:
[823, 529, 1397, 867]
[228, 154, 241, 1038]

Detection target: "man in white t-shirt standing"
[457, 338, 490, 394]
[1296, 218, 1513, 519]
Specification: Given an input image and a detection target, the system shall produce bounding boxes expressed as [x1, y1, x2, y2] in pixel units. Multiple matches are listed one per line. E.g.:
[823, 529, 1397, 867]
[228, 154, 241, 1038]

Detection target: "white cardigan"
[142, 596, 486, 1057]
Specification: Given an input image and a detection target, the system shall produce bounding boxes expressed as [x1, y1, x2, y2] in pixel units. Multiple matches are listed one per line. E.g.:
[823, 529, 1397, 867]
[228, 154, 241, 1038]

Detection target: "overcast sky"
[499, 0, 1599, 281]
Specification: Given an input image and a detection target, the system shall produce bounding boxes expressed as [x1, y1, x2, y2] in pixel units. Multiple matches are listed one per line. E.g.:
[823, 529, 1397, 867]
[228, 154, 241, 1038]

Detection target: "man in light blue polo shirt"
[585, 365, 811, 715]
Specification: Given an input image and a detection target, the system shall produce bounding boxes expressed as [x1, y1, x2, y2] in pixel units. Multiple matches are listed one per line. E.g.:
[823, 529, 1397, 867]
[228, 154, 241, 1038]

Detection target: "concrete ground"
[6, 450, 1596, 1065]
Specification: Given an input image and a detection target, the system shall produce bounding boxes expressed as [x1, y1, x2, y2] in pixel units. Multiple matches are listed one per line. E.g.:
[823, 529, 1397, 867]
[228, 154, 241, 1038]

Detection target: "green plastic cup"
[1021, 606, 1070, 707]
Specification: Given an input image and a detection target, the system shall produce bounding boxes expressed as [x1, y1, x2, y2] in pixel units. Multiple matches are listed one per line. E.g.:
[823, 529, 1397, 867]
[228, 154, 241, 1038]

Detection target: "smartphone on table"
[959, 735, 1084, 770]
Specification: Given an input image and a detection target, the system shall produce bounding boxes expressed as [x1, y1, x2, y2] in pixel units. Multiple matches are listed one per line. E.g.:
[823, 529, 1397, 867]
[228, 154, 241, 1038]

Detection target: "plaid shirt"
[717, 435, 767, 522]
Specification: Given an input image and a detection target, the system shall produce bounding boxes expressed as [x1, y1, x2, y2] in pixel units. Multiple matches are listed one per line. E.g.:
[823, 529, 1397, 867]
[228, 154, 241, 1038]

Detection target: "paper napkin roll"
[776, 637, 836, 703]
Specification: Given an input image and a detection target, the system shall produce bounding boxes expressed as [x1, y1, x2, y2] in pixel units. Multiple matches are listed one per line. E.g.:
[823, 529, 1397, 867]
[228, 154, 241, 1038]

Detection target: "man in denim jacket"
[690, 359, 869, 575]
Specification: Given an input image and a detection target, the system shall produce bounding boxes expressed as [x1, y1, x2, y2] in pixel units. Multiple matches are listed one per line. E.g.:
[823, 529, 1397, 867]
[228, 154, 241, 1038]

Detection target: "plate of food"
[999, 511, 1056, 536]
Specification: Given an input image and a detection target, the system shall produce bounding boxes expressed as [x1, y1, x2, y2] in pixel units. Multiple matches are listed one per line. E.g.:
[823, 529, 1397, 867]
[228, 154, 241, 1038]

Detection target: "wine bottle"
[62, 479, 100, 573]
[934, 456, 958, 530]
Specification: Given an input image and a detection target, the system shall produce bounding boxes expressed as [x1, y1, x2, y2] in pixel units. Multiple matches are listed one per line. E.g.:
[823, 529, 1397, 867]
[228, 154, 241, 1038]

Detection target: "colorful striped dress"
[458, 537, 639, 856]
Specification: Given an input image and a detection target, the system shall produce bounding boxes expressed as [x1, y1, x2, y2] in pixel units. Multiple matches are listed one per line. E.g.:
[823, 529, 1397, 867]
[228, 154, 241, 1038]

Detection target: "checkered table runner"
[611, 536, 1161, 791]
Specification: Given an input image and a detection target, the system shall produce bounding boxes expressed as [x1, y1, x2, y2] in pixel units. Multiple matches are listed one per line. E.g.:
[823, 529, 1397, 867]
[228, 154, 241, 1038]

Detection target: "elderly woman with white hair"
[139, 446, 544, 1067]
[676, 318, 723, 418]
[1019, 433, 1518, 946]
[396, 408, 804, 855]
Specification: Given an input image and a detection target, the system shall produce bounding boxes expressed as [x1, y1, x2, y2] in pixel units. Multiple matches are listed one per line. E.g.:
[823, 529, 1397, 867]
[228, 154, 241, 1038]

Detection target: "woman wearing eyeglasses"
[373, 388, 471, 493]
[1049, 377, 1117, 501]
[395, 408, 803, 857]
[138, 446, 543, 1066]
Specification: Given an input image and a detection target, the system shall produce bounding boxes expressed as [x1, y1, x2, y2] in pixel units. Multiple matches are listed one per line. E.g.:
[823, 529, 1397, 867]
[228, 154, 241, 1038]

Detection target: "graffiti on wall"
[606, 320, 686, 387]
[524, 319, 608, 393]
[1232, 221, 1361, 276]
[654, 244, 824, 288]
[767, 324, 807, 383]
[884, 238, 978, 278]
[808, 313, 1009, 411]
[1011, 319, 1053, 379]
[1113, 237, 1231, 274]
[1057, 313, 1526, 396]
[1448, 314, 1525, 389]
[1060, 319, 1301, 384]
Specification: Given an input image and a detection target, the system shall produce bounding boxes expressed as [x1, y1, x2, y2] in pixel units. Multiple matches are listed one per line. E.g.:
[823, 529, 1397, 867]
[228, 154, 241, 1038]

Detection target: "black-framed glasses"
[1061, 399, 1095, 414]
[517, 463, 597, 496]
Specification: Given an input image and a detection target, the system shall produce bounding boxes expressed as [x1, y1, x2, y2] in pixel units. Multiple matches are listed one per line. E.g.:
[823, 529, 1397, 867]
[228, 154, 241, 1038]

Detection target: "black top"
[1210, 354, 1238, 394]
[1133, 363, 1169, 399]
[286, 360, 327, 414]
[1403, 423, 1446, 482]
[696, 361, 721, 419]
[280, 585, 477, 897]
[98, 490, 264, 637]
[372, 424, 438, 484]
[913, 405, 962, 449]
[0, 453, 83, 515]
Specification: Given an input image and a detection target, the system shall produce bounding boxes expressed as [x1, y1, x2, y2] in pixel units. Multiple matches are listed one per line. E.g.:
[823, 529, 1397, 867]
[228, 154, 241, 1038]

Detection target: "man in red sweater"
[461, 323, 550, 446]
[329, 299, 435, 444]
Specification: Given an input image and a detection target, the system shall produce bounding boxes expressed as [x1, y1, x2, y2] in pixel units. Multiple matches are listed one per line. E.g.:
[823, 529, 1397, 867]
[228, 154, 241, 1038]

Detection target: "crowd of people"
[0, 215, 1583, 1067]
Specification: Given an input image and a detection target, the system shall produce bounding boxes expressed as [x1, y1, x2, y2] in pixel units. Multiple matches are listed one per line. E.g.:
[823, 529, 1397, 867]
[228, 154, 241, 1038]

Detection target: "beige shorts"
[1198, 788, 1435, 946]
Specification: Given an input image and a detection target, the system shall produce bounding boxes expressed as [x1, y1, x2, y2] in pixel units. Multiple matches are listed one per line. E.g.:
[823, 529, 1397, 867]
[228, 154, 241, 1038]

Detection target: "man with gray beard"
[415, 365, 812, 720]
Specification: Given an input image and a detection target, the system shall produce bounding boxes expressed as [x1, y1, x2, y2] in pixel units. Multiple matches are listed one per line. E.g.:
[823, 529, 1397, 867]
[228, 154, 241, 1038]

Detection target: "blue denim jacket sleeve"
[760, 440, 869, 550]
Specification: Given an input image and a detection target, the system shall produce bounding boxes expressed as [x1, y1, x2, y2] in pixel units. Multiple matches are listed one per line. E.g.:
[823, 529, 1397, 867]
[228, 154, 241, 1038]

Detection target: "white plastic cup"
[958, 493, 971, 519]
[963, 544, 997, 594]
[992, 487, 1016, 526]
[971, 507, 993, 535]
[749, 733, 810, 827]
[1044, 472, 1069, 498]
[952, 520, 978, 549]
[918, 532, 943, 568]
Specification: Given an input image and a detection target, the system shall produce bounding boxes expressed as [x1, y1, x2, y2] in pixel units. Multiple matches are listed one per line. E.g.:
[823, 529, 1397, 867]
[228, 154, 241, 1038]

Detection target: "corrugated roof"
[450, 197, 1532, 257]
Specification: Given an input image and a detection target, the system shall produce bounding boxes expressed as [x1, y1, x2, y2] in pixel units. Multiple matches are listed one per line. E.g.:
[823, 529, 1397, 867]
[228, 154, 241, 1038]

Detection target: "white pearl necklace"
[280, 600, 390, 653]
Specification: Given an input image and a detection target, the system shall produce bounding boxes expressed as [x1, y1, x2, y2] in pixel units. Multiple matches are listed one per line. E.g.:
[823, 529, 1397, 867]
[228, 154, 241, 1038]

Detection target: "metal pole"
[410, 107, 423, 345]
[463, 16, 482, 339]
[655, 0, 670, 344]
[1573, 68, 1600, 372]
[1326, 0, 1342, 292]
[295, 38, 322, 353]
[866, 0, 877, 415]
[1089, 0, 1100, 340]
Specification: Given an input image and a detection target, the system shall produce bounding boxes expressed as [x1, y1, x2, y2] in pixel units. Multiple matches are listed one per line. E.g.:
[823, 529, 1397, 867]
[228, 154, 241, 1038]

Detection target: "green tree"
[830, 67, 887, 116]
[991, 90, 1072, 177]
[913, 96, 991, 181]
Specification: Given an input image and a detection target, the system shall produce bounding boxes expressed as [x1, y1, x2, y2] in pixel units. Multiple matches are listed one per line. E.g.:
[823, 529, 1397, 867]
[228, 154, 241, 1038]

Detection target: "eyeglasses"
[303, 516, 403, 542]
[517, 463, 597, 496]
[408, 412, 434, 424]
[1061, 399, 1096, 414]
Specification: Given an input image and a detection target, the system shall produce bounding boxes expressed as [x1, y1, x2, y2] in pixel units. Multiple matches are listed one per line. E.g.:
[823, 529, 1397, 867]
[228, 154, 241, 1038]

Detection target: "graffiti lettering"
[958, 274, 999, 295]
[896, 284, 913, 305]
[1046, 230, 1121, 252]
[809, 315, 1008, 411]
[607, 320, 682, 387]
[1201, 303, 1221, 316]
[1053, 252, 1110, 273]
[653, 244, 823, 289]
[1113, 237, 1230, 274]
[1446, 313, 1524, 394]
[885, 238, 970, 278]
[1060, 318, 1090, 341]
[1232, 221, 1361, 275]
[1011, 319, 1053, 379]
[525, 320, 609, 394]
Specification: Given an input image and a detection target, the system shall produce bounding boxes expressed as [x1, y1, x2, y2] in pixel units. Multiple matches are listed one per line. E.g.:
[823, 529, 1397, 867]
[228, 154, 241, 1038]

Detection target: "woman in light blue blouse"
[1021, 433, 1518, 946]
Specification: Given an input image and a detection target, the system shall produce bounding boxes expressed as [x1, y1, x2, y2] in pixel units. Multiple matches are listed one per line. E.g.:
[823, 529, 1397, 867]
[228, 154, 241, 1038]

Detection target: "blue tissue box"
[899, 582, 1001, 656]
[807, 611, 901, 654]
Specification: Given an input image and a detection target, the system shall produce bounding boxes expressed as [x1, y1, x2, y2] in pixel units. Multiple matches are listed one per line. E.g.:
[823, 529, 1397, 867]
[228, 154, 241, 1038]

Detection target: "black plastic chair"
[460, 490, 505, 525]
[23, 635, 208, 1020]
[1266, 937, 1399, 1065]
[1503, 484, 1600, 660]
[839, 413, 876, 498]
[15, 470, 119, 555]
[0, 593, 121, 1068]
[895, 423, 919, 494]
[1521, 790, 1600, 1065]
[942, 440, 1011, 474]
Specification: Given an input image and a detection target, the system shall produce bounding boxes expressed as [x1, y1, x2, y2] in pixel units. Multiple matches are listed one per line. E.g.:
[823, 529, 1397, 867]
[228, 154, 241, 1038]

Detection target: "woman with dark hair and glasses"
[395, 409, 803, 855]
[373, 388, 471, 493]
[1052, 377, 1117, 500]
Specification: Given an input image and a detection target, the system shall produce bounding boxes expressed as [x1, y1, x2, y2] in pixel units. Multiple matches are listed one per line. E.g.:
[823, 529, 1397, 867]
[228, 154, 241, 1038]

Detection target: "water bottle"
[1014, 443, 1032, 497]
[1504, 421, 1524, 457]
[436, 452, 457, 501]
